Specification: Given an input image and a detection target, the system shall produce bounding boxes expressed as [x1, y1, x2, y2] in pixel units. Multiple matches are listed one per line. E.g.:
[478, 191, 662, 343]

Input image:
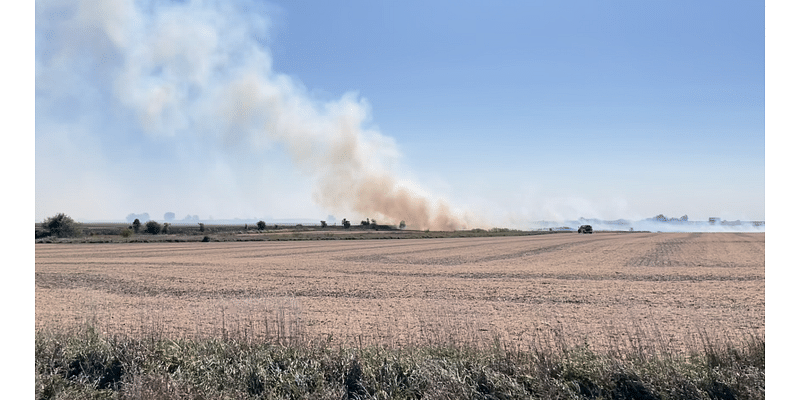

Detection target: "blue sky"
[34, 0, 765, 227]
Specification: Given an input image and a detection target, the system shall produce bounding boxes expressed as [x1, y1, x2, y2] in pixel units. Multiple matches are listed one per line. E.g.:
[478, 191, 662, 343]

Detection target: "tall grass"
[35, 303, 764, 400]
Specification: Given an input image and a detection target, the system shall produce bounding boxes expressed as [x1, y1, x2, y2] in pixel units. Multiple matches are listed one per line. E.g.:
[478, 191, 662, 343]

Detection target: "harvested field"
[35, 232, 764, 352]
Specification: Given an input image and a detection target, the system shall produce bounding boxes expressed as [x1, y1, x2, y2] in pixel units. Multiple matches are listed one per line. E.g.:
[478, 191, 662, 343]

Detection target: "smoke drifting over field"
[35, 0, 470, 230]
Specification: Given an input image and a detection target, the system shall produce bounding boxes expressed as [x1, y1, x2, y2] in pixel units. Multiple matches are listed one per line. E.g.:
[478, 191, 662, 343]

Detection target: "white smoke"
[36, 0, 473, 229]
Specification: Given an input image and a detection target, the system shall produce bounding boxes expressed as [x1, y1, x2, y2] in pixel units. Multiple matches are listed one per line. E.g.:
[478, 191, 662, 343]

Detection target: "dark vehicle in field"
[578, 225, 593, 234]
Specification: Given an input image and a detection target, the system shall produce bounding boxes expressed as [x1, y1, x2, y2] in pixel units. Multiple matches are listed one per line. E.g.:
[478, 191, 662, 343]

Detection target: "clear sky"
[34, 0, 765, 228]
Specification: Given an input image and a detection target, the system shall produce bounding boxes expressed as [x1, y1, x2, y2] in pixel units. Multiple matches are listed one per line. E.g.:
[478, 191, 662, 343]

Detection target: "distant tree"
[126, 213, 150, 223]
[361, 219, 370, 226]
[320, 221, 327, 228]
[164, 212, 175, 221]
[198, 223, 205, 232]
[257, 220, 267, 230]
[680, 215, 688, 221]
[162, 222, 170, 234]
[132, 219, 141, 233]
[145, 220, 161, 234]
[399, 220, 406, 229]
[342, 219, 351, 229]
[43, 213, 81, 238]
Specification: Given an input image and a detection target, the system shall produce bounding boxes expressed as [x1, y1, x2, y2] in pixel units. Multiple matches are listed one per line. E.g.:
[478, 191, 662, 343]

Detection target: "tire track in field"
[333, 235, 620, 266]
[35, 272, 280, 299]
[34, 270, 761, 308]
[313, 270, 763, 282]
[625, 233, 765, 269]
[625, 233, 701, 268]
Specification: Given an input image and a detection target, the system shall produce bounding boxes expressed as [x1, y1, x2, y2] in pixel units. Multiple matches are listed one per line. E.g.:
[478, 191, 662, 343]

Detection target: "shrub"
[162, 223, 170, 234]
[43, 213, 81, 238]
[132, 219, 141, 233]
[144, 221, 161, 235]
[399, 220, 406, 229]
[120, 228, 132, 238]
[257, 221, 267, 230]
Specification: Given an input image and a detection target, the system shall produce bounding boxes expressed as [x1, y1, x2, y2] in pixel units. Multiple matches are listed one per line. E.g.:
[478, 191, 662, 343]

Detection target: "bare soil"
[35, 232, 764, 352]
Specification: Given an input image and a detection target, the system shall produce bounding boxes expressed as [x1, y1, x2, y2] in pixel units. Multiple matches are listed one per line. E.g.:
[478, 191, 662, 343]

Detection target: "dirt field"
[35, 232, 764, 352]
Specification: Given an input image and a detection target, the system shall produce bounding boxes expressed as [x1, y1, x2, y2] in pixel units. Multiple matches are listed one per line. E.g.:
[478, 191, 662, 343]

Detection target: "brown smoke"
[317, 172, 467, 231]
[218, 72, 470, 230]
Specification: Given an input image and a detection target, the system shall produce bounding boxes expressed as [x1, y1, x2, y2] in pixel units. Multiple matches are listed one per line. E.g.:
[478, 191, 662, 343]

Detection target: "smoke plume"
[36, 0, 470, 230]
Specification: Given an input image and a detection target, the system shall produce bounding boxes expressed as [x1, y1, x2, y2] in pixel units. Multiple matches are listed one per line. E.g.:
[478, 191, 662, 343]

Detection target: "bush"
[34, 326, 765, 400]
[132, 219, 141, 234]
[162, 223, 170, 234]
[399, 220, 406, 229]
[43, 213, 81, 238]
[120, 228, 132, 238]
[144, 221, 161, 235]
[257, 221, 267, 230]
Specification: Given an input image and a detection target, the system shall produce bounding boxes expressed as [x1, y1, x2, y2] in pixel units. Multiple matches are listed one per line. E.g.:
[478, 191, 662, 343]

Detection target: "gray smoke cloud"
[36, 0, 474, 230]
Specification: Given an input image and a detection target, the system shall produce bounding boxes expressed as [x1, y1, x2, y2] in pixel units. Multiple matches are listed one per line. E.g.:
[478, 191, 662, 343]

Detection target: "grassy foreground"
[36, 323, 763, 400]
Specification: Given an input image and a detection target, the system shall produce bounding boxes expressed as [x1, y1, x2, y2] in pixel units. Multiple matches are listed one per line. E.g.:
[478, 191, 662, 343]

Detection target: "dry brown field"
[35, 232, 764, 352]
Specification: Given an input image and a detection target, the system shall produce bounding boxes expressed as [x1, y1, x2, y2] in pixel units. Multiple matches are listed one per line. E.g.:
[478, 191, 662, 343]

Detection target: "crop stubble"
[35, 232, 764, 351]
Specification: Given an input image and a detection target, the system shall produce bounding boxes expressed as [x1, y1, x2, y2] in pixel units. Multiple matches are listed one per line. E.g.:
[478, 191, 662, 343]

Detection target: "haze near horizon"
[35, 0, 765, 229]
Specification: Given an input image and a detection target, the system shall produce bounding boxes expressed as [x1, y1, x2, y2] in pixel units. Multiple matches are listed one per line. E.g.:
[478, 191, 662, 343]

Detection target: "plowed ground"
[35, 232, 764, 352]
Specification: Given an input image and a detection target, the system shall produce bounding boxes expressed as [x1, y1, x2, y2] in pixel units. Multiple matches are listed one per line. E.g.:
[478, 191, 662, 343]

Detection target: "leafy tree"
[257, 220, 267, 230]
[43, 213, 81, 238]
[198, 223, 205, 232]
[162, 222, 170, 234]
[145, 220, 161, 235]
[399, 220, 406, 229]
[320, 221, 327, 228]
[342, 219, 351, 229]
[132, 219, 141, 233]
